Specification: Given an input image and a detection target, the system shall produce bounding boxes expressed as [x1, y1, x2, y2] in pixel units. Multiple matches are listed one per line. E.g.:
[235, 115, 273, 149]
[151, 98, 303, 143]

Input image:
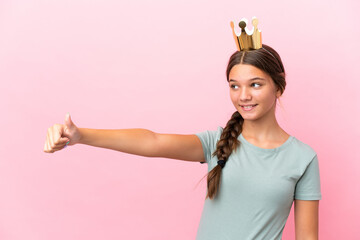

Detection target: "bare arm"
[78, 128, 205, 162]
[44, 114, 205, 162]
[294, 199, 319, 240]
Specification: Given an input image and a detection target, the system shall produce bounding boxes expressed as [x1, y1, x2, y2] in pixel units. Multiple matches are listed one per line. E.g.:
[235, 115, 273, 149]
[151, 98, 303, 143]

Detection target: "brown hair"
[206, 44, 287, 199]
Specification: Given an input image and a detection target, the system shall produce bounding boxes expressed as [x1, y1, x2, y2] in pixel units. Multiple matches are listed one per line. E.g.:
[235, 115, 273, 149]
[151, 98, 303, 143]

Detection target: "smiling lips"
[240, 104, 258, 111]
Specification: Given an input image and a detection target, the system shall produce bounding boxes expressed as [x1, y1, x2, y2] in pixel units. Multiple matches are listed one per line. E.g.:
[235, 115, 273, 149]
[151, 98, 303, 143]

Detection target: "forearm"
[78, 128, 157, 157]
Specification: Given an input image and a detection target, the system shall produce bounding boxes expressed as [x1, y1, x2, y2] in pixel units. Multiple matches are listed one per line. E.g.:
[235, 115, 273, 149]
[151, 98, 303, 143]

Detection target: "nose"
[239, 87, 252, 102]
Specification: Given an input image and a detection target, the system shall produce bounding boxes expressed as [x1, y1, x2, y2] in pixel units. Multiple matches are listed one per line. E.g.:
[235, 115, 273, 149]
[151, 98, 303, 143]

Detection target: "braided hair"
[206, 44, 286, 199]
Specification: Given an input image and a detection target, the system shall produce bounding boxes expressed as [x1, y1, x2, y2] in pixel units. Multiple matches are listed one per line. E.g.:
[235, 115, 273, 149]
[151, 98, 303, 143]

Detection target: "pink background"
[1, 0, 359, 239]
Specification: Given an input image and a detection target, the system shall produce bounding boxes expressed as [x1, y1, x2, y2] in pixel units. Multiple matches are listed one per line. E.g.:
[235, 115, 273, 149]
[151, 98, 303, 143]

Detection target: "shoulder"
[195, 126, 223, 142]
[290, 136, 317, 163]
[292, 137, 316, 154]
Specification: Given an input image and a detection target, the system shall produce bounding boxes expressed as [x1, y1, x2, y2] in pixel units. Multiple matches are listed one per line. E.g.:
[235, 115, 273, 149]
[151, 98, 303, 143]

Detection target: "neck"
[241, 111, 287, 141]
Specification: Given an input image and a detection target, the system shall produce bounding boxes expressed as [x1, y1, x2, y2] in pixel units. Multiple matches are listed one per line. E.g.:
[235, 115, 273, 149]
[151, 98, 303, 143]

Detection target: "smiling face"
[228, 64, 281, 121]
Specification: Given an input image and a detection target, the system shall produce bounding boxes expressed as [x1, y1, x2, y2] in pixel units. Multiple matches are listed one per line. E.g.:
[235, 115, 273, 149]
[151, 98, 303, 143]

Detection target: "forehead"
[228, 64, 270, 82]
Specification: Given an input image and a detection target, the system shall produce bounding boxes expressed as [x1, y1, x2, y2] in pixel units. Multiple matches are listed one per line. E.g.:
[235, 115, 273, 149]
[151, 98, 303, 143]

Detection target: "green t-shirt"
[195, 126, 321, 240]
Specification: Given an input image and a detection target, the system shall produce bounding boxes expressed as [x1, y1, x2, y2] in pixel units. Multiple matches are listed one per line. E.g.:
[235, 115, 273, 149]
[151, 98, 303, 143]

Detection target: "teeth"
[242, 105, 256, 109]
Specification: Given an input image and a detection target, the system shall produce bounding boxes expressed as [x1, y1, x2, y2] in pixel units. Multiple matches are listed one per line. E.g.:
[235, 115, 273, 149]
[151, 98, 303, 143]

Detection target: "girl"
[44, 43, 321, 239]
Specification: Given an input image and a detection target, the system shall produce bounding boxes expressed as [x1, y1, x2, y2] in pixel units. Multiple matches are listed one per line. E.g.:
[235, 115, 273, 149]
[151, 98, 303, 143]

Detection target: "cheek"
[255, 90, 275, 102]
[262, 94, 277, 107]
[229, 92, 238, 104]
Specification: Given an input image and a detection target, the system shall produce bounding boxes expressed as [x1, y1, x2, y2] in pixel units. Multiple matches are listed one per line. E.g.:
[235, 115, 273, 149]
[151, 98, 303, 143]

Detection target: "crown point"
[252, 17, 258, 28]
[239, 21, 246, 29]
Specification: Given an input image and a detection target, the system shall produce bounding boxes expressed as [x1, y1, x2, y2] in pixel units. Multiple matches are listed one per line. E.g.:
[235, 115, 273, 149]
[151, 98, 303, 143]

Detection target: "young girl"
[44, 27, 321, 239]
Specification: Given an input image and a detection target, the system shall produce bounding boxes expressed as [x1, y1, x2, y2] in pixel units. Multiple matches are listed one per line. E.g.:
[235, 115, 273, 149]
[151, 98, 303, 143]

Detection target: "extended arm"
[75, 128, 205, 162]
[294, 199, 319, 240]
[44, 114, 205, 162]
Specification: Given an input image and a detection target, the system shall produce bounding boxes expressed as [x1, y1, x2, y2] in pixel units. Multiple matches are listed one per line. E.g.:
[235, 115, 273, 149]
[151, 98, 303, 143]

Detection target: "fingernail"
[66, 141, 70, 145]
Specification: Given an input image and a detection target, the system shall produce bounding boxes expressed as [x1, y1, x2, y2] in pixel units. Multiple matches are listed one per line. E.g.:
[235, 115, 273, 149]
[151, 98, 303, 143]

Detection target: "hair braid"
[206, 111, 244, 199]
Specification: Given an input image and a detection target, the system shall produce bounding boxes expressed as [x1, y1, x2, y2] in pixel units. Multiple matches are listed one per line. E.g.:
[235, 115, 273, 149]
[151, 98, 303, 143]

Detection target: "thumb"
[65, 112, 75, 128]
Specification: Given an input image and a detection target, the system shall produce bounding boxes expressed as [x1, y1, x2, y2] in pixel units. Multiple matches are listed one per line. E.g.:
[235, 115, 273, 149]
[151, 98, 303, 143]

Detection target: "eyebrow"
[229, 77, 266, 82]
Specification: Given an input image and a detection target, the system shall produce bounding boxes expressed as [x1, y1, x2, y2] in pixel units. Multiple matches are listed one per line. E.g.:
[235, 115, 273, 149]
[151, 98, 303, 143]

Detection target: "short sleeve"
[294, 154, 322, 200]
[195, 127, 223, 164]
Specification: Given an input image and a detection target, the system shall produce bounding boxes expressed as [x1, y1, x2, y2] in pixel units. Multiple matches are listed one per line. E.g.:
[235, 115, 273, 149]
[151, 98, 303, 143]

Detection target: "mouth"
[240, 104, 258, 111]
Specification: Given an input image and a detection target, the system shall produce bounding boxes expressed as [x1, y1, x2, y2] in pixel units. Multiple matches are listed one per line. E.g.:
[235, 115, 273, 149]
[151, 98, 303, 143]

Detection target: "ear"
[276, 86, 282, 97]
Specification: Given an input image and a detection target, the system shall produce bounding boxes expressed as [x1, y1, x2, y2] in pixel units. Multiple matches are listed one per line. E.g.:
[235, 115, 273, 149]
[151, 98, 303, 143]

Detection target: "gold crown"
[231, 16, 262, 51]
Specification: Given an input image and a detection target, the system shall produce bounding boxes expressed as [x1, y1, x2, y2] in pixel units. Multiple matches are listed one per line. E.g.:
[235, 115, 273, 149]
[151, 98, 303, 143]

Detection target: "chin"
[238, 113, 258, 121]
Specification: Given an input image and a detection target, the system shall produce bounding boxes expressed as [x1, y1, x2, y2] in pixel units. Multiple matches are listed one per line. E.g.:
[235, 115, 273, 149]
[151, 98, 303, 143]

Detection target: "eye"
[230, 84, 239, 89]
[252, 83, 262, 88]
